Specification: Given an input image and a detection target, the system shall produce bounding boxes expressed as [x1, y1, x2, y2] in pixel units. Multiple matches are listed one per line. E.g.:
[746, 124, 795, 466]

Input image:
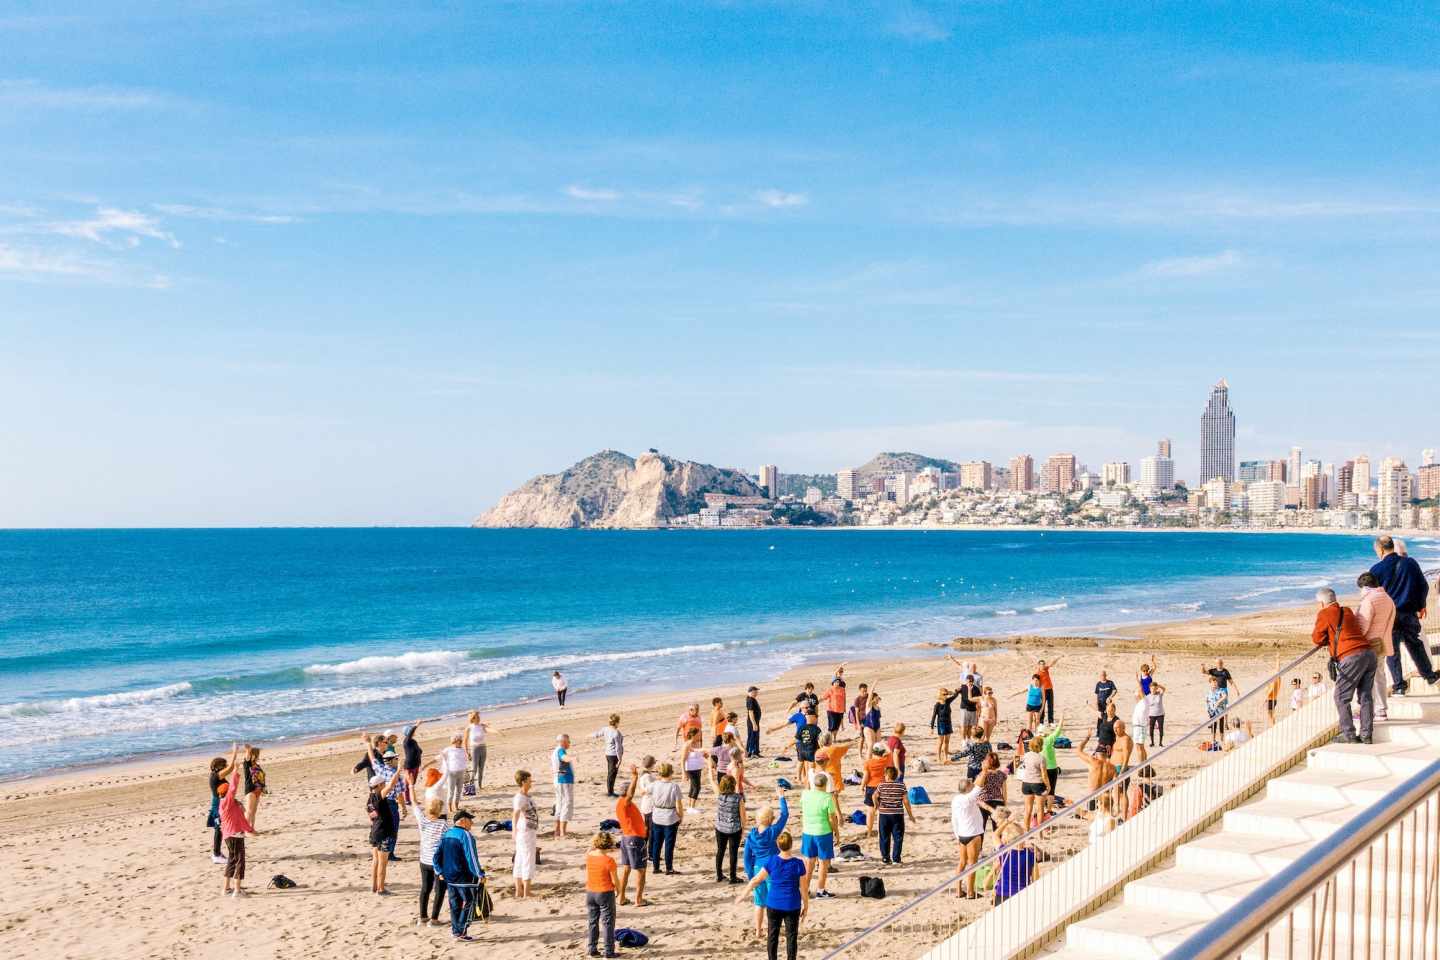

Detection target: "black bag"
[859, 876, 886, 899]
[268, 874, 297, 889]
[1326, 608, 1346, 683]
[468, 883, 493, 921]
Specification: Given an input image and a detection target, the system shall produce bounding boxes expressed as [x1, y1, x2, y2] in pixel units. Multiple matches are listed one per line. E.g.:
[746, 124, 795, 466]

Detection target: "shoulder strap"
[1328, 607, 1343, 658]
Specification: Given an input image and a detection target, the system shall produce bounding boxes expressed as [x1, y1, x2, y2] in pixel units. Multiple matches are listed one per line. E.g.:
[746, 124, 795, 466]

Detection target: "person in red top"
[885, 723, 908, 780]
[861, 745, 897, 837]
[217, 742, 254, 898]
[675, 704, 703, 749]
[1312, 587, 1377, 744]
[1035, 657, 1061, 724]
[614, 766, 649, 907]
[586, 833, 621, 958]
[849, 683, 870, 734]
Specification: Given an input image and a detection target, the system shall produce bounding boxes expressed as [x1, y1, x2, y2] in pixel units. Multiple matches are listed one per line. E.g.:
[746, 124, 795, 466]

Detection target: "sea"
[3, 528, 1435, 780]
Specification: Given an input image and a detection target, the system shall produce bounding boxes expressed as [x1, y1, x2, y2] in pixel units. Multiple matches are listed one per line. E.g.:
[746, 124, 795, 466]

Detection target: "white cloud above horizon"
[1141, 249, 1245, 277]
[756, 189, 808, 209]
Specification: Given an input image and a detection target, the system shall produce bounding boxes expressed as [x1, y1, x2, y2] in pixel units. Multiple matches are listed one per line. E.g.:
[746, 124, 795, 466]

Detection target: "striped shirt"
[874, 781, 907, 815]
[412, 804, 449, 866]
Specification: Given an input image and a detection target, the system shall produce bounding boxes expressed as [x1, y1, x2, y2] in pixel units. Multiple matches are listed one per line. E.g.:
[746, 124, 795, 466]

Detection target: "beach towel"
[907, 785, 931, 805]
[616, 929, 649, 947]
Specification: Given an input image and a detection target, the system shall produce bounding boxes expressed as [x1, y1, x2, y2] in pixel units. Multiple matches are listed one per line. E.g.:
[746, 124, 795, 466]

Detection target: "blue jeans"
[1386, 612, 1437, 691]
[447, 883, 474, 937]
[648, 821, 678, 871]
[746, 725, 761, 757]
[878, 813, 905, 863]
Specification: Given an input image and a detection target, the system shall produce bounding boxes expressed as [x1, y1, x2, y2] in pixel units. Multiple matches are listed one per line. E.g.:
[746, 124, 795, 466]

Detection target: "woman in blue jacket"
[742, 789, 789, 939]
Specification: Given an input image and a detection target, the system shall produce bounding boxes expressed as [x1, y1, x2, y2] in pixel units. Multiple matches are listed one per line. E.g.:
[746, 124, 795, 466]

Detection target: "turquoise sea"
[2, 528, 1429, 779]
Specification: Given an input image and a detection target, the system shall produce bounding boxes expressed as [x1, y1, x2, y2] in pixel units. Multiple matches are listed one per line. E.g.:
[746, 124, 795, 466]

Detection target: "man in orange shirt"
[815, 733, 852, 799]
[614, 766, 648, 907]
[585, 833, 620, 958]
[1036, 656, 1061, 724]
[861, 744, 896, 837]
[1311, 587, 1377, 744]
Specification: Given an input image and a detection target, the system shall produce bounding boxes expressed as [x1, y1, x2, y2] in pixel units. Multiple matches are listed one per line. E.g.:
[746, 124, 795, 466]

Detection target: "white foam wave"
[1173, 601, 1205, 612]
[0, 681, 193, 719]
[305, 650, 470, 675]
[1033, 602, 1068, 613]
[994, 609, 1018, 616]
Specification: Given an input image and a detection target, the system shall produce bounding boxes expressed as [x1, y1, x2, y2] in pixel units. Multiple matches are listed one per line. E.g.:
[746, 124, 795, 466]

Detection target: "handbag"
[1326, 607, 1346, 683]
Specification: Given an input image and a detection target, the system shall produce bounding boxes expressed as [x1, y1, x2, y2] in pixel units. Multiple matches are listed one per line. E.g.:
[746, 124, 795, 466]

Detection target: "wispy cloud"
[153, 203, 298, 224]
[756, 189, 808, 209]
[564, 185, 622, 202]
[0, 242, 170, 289]
[0, 78, 167, 110]
[1141, 249, 1245, 277]
[788, 366, 1104, 385]
[44, 207, 179, 249]
[885, 4, 951, 42]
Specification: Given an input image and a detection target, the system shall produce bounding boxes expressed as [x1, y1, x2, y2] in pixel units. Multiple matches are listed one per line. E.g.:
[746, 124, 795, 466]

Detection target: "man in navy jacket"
[433, 810, 485, 941]
[1370, 536, 1438, 694]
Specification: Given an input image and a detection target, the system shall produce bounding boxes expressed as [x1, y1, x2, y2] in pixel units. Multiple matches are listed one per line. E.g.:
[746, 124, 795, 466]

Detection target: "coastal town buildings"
[1008, 455, 1034, 492]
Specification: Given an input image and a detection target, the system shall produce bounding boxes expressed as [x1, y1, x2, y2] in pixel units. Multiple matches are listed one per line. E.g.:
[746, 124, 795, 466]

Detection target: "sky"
[2, 1, 1438, 526]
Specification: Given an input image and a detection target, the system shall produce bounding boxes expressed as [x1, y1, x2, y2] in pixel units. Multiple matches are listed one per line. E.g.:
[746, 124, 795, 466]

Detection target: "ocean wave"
[993, 609, 1019, 616]
[1033, 602, 1068, 613]
[0, 681, 193, 719]
[1173, 601, 1205, 612]
[305, 649, 470, 675]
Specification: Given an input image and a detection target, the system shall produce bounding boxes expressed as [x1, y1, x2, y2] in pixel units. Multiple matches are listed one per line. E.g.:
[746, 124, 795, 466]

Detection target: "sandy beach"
[0, 602, 1365, 960]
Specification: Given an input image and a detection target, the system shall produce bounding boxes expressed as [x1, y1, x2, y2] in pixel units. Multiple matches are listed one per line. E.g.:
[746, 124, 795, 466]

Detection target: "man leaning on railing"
[1310, 587, 1377, 745]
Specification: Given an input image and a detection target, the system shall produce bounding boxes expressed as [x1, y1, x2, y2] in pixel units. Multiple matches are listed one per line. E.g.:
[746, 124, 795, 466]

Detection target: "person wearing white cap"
[553, 733, 575, 838]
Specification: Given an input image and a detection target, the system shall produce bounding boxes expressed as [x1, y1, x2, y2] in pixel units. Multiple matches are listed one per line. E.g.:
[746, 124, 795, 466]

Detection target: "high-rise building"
[1202, 476, 1230, 510]
[1336, 461, 1354, 498]
[960, 461, 992, 491]
[885, 472, 912, 506]
[1008, 455, 1034, 492]
[1200, 379, 1237, 484]
[1138, 454, 1175, 498]
[1042, 453, 1077, 494]
[1353, 456, 1372, 497]
[836, 468, 857, 501]
[1301, 475, 1323, 510]
[1288, 447, 1303, 485]
[1101, 462, 1131, 487]
[1378, 460, 1408, 526]
[1424, 449, 1437, 467]
[1249, 481, 1287, 516]
[1418, 464, 1440, 501]
[758, 465, 780, 499]
[1239, 460, 1268, 483]
[1157, 438, 1172, 459]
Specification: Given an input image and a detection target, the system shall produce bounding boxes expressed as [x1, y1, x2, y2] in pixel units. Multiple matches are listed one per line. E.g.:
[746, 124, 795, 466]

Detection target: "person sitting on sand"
[1223, 717, 1255, 751]
[738, 831, 809, 960]
[615, 767, 649, 907]
[512, 770, 539, 897]
[931, 687, 961, 763]
[585, 832, 620, 958]
[433, 808, 484, 943]
[992, 821, 1038, 905]
[1083, 791, 1119, 844]
[218, 742, 254, 898]
[743, 786, 790, 939]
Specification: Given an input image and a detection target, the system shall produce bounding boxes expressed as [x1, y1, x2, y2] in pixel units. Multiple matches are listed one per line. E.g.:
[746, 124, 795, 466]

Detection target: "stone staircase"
[1039, 693, 1440, 960]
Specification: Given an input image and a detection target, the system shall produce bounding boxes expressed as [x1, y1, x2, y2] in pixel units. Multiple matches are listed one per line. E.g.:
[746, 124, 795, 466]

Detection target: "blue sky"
[2, 1, 1438, 526]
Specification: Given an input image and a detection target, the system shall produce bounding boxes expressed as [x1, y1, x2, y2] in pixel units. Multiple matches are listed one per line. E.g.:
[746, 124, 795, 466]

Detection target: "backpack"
[848, 811, 867, 825]
[907, 785, 931, 805]
[859, 876, 886, 899]
[616, 929, 649, 947]
[267, 874, 297, 890]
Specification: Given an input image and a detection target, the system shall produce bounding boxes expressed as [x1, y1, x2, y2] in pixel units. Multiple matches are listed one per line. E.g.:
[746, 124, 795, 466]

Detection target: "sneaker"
[815, 890, 836, 899]
[1336, 732, 1360, 744]
[1360, 735, 1374, 744]
[455, 935, 475, 942]
[211, 855, 228, 865]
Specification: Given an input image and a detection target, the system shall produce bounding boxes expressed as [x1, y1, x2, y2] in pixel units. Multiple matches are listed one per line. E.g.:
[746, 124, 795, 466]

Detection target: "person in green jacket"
[1041, 719, 1065, 816]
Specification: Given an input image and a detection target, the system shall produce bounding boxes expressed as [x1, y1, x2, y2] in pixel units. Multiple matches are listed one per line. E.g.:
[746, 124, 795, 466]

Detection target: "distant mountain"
[474, 450, 766, 529]
[855, 451, 960, 481]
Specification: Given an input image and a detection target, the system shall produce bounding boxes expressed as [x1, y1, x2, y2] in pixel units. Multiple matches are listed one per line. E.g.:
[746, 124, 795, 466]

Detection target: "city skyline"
[4, 3, 1440, 526]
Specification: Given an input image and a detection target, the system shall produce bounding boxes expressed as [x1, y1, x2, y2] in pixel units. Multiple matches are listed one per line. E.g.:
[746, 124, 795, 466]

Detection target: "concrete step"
[1175, 829, 1417, 892]
[1221, 796, 1359, 841]
[1264, 767, 1407, 806]
[1372, 718, 1440, 748]
[1306, 741, 1435, 778]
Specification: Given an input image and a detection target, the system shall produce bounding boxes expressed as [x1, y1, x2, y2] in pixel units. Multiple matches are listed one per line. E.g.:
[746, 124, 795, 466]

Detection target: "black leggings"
[211, 822, 222, 858]
[1148, 714, 1165, 745]
[419, 864, 447, 921]
[767, 907, 801, 960]
[715, 829, 740, 880]
[606, 755, 619, 795]
[687, 769, 702, 801]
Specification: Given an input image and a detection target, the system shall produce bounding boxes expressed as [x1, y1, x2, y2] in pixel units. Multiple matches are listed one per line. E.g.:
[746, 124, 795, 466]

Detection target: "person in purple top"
[1370, 535, 1439, 694]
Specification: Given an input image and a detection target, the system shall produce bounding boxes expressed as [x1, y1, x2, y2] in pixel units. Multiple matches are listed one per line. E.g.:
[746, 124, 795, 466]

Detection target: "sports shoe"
[1336, 732, 1360, 744]
[1359, 735, 1374, 744]
[815, 890, 836, 899]
[211, 855, 227, 865]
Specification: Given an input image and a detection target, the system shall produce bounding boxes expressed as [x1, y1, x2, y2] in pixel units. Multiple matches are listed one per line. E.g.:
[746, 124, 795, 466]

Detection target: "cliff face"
[474, 450, 765, 529]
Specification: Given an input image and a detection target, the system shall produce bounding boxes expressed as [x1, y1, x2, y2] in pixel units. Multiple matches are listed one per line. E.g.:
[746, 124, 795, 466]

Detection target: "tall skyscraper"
[836, 468, 857, 501]
[1008, 455, 1034, 492]
[1200, 379, 1236, 484]
[960, 461, 992, 491]
[1424, 449, 1437, 467]
[1336, 461, 1354, 498]
[1288, 446, 1303, 485]
[1042, 453, 1077, 494]
[1157, 438, 1172, 459]
[1352, 456, 1372, 498]
[758, 464, 780, 499]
